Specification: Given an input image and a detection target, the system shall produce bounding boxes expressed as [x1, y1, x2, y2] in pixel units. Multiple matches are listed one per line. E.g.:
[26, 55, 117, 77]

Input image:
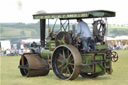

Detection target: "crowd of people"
[0, 48, 30, 56]
[107, 41, 128, 50]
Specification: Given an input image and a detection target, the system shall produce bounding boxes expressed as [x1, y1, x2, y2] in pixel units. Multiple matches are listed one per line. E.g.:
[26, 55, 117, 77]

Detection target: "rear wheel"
[52, 45, 82, 80]
[80, 73, 99, 78]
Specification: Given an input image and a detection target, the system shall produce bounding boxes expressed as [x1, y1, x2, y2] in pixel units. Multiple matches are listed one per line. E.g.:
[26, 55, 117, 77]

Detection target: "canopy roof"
[33, 10, 115, 19]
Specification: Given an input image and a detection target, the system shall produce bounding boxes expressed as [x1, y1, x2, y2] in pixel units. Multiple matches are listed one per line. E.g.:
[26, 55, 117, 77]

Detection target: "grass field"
[0, 50, 128, 85]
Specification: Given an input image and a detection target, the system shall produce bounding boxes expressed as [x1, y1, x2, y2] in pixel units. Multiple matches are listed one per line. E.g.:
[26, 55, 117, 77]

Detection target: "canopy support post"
[40, 19, 46, 47]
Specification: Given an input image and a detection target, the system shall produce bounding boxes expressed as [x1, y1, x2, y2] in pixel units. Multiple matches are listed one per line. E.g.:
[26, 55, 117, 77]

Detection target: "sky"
[0, 0, 128, 24]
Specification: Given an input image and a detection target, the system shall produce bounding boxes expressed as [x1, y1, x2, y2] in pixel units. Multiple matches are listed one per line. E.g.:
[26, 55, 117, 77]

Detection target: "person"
[76, 18, 92, 52]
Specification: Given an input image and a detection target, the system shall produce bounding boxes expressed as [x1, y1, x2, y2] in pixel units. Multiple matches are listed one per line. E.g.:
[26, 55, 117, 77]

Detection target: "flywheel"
[55, 32, 72, 46]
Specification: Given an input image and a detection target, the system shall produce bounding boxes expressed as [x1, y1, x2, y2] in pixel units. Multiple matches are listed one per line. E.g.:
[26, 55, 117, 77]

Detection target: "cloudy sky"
[0, 0, 128, 24]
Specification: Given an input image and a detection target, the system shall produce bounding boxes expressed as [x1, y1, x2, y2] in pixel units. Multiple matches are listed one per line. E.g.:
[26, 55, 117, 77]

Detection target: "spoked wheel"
[55, 32, 72, 46]
[52, 45, 82, 80]
[93, 20, 106, 43]
[80, 73, 99, 78]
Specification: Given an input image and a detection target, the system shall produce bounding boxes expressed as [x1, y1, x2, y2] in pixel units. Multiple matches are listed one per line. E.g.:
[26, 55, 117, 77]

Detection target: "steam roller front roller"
[52, 45, 82, 80]
[18, 53, 49, 77]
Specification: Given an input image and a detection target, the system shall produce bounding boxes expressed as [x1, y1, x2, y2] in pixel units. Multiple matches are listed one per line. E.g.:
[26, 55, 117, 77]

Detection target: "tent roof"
[107, 36, 128, 40]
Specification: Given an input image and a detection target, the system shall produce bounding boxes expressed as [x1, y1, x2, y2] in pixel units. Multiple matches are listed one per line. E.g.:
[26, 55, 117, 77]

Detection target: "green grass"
[0, 50, 128, 85]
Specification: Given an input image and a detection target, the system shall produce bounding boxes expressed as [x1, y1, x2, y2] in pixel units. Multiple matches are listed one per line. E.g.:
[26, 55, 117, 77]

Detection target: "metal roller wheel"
[52, 45, 82, 80]
[19, 57, 29, 76]
[19, 53, 49, 77]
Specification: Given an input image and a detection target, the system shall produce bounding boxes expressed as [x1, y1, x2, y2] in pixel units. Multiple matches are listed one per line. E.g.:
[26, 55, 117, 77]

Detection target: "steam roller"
[18, 53, 49, 77]
[18, 10, 118, 80]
